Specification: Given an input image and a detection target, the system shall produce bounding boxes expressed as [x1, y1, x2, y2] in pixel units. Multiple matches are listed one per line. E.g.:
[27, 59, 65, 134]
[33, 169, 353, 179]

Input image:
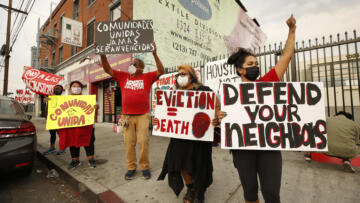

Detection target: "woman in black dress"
[156, 65, 219, 203]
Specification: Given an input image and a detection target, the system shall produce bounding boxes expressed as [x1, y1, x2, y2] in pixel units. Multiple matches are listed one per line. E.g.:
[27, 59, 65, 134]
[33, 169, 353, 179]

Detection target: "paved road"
[0, 157, 88, 203]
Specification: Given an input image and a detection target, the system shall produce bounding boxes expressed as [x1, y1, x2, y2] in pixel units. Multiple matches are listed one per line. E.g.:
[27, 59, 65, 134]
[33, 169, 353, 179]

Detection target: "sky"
[1, 0, 360, 94]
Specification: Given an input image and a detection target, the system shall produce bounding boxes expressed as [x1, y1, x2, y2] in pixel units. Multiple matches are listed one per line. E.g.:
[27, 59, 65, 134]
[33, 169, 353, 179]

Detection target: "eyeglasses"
[175, 72, 189, 77]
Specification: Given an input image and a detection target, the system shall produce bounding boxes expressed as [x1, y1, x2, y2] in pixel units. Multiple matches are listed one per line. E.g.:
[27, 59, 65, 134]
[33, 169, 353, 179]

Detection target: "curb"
[36, 151, 125, 203]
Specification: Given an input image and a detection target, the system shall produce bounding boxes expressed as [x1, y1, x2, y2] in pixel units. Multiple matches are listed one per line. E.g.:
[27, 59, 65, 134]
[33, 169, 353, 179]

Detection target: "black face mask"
[54, 89, 62, 95]
[243, 66, 260, 81]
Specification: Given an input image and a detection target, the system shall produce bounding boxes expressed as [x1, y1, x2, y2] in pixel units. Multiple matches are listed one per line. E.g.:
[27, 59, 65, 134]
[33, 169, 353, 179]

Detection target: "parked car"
[0, 96, 37, 175]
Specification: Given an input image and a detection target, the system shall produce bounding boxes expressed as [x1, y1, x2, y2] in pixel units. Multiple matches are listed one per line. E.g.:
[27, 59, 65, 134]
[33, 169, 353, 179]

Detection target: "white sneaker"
[343, 161, 356, 173]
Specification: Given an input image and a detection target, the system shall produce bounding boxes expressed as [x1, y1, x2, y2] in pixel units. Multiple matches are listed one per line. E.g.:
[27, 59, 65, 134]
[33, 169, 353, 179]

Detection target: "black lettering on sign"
[256, 83, 272, 104]
[288, 83, 305, 104]
[274, 83, 287, 104]
[243, 123, 258, 146]
[301, 122, 316, 148]
[259, 105, 274, 121]
[306, 83, 322, 105]
[291, 122, 303, 148]
[240, 83, 256, 104]
[314, 119, 327, 149]
[279, 123, 295, 148]
[265, 122, 281, 148]
[244, 105, 259, 123]
[257, 124, 266, 147]
[287, 104, 301, 122]
[225, 123, 244, 147]
[274, 105, 287, 122]
[223, 84, 238, 106]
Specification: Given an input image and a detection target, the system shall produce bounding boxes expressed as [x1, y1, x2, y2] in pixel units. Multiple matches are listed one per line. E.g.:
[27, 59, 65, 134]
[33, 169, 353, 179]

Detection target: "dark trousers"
[70, 129, 95, 158]
[232, 150, 282, 203]
[49, 130, 57, 145]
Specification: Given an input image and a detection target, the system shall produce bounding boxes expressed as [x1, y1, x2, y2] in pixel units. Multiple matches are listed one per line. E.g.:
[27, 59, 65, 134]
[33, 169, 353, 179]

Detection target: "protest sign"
[204, 59, 240, 94]
[151, 68, 202, 114]
[14, 89, 34, 104]
[95, 20, 154, 54]
[220, 82, 327, 151]
[224, 8, 267, 55]
[46, 95, 96, 130]
[153, 90, 215, 141]
[22, 67, 63, 95]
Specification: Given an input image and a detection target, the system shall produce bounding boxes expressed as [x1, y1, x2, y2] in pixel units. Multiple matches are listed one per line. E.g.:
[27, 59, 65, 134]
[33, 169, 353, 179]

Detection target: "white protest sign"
[151, 68, 202, 114]
[224, 8, 267, 55]
[153, 90, 215, 142]
[61, 17, 83, 47]
[14, 89, 34, 104]
[204, 59, 240, 94]
[220, 82, 327, 151]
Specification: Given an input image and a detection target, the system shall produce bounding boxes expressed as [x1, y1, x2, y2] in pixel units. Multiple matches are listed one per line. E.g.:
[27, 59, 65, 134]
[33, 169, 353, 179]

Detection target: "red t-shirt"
[256, 69, 280, 82]
[113, 70, 158, 114]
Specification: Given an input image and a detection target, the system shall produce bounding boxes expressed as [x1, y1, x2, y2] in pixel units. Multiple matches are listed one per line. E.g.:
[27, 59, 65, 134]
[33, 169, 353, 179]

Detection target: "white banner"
[224, 8, 267, 55]
[14, 89, 34, 104]
[204, 59, 240, 94]
[153, 90, 215, 142]
[220, 82, 328, 151]
[61, 17, 83, 47]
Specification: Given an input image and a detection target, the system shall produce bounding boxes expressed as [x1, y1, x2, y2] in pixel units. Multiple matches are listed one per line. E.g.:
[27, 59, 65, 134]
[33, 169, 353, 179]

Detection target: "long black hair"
[227, 48, 255, 76]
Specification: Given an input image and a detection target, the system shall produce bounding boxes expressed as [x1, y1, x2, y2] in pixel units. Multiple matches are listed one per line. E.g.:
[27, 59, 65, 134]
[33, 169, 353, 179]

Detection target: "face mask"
[53, 89, 62, 95]
[128, 64, 137, 75]
[177, 76, 189, 87]
[71, 87, 82, 95]
[244, 66, 260, 81]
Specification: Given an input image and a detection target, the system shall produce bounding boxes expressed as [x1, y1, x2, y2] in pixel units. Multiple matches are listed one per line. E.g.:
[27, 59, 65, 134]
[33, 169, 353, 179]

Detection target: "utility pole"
[1, 0, 28, 96]
[3, 0, 12, 96]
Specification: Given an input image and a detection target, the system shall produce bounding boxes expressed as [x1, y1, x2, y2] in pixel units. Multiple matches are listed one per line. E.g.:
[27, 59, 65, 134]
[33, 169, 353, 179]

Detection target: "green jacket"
[325, 115, 360, 159]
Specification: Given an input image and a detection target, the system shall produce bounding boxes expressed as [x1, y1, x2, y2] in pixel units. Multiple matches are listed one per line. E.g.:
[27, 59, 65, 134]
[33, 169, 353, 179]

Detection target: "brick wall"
[39, 0, 133, 68]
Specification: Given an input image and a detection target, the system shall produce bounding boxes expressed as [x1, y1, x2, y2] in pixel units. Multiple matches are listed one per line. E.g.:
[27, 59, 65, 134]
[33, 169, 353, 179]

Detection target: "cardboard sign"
[204, 59, 240, 94]
[61, 17, 83, 47]
[153, 90, 215, 142]
[46, 95, 96, 130]
[22, 67, 63, 96]
[14, 89, 34, 104]
[220, 82, 328, 151]
[95, 20, 154, 54]
[224, 8, 267, 55]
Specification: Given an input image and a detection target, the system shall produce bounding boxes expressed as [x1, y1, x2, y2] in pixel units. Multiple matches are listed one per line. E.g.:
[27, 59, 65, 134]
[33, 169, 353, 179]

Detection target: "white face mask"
[177, 76, 189, 87]
[71, 87, 82, 95]
[128, 64, 137, 75]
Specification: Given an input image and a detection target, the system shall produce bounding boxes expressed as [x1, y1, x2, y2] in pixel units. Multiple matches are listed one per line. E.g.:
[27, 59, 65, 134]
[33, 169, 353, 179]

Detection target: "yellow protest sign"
[46, 95, 96, 130]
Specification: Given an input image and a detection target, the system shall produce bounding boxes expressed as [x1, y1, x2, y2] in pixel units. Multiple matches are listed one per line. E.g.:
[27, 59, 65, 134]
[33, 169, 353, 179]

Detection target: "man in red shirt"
[100, 42, 165, 180]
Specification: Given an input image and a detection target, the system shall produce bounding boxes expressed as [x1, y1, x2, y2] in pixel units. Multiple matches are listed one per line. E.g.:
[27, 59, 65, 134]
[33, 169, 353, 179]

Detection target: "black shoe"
[68, 160, 81, 170]
[142, 169, 151, 180]
[88, 158, 96, 168]
[125, 170, 136, 180]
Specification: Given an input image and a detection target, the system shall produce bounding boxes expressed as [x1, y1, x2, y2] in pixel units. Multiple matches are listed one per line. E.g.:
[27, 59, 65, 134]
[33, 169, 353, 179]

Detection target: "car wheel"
[19, 162, 34, 176]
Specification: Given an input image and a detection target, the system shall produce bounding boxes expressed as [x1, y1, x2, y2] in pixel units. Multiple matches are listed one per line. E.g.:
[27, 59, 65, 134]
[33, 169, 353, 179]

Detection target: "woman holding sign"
[59, 81, 99, 169]
[217, 15, 296, 203]
[156, 65, 220, 203]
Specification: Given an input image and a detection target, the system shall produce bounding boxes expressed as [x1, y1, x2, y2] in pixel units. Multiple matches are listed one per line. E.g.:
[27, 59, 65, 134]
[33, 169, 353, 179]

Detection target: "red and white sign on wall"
[14, 89, 34, 104]
[152, 90, 216, 142]
[22, 66, 63, 95]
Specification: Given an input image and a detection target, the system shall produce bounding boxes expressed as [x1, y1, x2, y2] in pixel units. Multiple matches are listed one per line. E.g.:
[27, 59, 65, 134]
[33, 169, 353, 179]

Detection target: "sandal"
[183, 187, 196, 203]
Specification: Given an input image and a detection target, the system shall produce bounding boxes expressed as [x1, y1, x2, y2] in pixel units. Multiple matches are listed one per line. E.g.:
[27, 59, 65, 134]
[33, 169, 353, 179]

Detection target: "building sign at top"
[132, 0, 261, 70]
[61, 17, 83, 47]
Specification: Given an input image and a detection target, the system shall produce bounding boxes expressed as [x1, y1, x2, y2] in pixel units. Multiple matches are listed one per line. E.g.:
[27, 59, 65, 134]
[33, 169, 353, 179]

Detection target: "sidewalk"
[33, 118, 360, 203]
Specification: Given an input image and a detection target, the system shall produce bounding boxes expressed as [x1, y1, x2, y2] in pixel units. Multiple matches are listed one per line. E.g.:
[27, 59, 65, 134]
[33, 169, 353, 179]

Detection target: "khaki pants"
[121, 113, 150, 170]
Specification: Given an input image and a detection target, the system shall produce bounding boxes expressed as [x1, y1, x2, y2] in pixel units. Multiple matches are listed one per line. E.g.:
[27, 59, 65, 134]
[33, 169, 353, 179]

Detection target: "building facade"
[37, 0, 132, 122]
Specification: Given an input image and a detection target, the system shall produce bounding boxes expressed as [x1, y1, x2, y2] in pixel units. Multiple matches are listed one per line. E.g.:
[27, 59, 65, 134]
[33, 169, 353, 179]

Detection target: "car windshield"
[0, 98, 24, 115]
